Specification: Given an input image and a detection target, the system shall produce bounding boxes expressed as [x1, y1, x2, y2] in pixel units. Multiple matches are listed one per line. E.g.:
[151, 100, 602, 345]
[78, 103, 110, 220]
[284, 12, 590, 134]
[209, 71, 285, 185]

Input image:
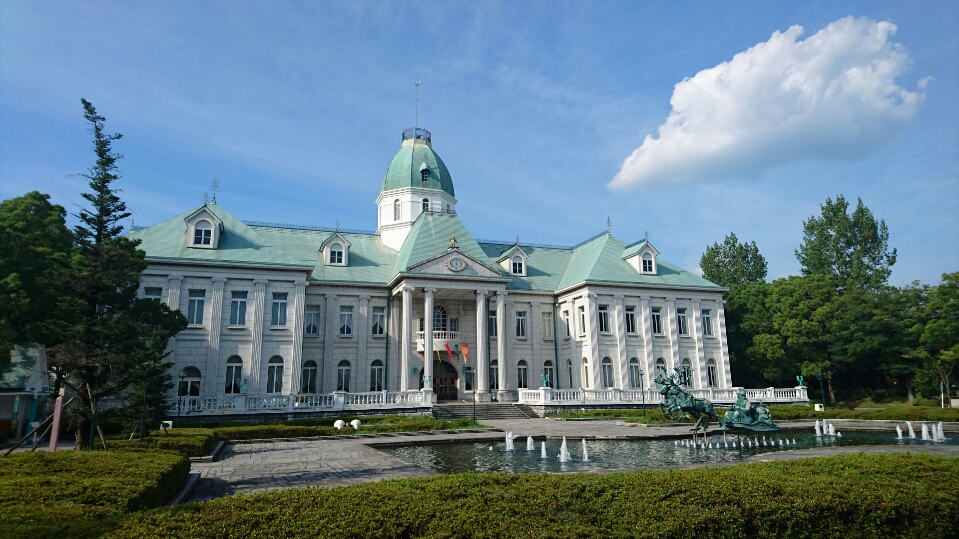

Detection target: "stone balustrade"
[176, 390, 431, 416]
[517, 386, 809, 406]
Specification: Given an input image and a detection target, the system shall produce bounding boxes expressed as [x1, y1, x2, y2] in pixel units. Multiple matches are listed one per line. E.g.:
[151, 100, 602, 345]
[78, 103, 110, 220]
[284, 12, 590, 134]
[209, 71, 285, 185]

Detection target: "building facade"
[131, 127, 785, 417]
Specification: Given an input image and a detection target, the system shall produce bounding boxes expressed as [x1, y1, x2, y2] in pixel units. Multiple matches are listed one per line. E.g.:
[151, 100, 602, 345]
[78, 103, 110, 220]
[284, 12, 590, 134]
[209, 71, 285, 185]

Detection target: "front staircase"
[433, 402, 538, 420]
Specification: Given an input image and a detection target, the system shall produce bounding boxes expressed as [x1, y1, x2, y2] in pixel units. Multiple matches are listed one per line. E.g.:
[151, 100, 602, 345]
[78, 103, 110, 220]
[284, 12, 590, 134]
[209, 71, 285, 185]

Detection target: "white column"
[496, 291, 509, 401]
[586, 292, 601, 389]
[289, 280, 307, 394]
[324, 293, 337, 392]
[475, 290, 489, 400]
[356, 294, 370, 393]
[639, 296, 655, 389]
[530, 302, 542, 388]
[692, 300, 706, 388]
[422, 287, 435, 401]
[205, 277, 226, 396]
[666, 298, 679, 373]
[401, 286, 413, 391]
[613, 294, 627, 388]
[166, 274, 183, 363]
[249, 279, 268, 395]
[717, 300, 732, 388]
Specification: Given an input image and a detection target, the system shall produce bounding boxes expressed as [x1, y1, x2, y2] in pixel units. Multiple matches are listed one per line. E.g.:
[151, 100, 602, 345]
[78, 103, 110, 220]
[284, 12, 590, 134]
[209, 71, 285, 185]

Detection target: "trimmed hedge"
[98, 435, 216, 457]
[0, 449, 190, 539]
[211, 417, 484, 441]
[108, 453, 959, 538]
[767, 405, 959, 422]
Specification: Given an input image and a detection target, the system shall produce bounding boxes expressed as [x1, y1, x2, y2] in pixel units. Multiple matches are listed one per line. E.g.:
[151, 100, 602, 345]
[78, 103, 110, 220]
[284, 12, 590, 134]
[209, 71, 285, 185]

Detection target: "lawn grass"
[107, 453, 959, 539]
[0, 449, 189, 539]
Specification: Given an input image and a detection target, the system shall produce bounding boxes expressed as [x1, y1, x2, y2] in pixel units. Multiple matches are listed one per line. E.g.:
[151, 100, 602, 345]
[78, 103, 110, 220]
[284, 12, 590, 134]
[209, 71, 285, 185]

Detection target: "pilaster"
[586, 292, 601, 389]
[612, 294, 627, 389]
[717, 300, 732, 388]
[356, 294, 370, 392]
[666, 298, 679, 373]
[496, 291, 509, 401]
[289, 280, 307, 394]
[249, 279, 268, 395]
[324, 293, 337, 393]
[475, 290, 489, 400]
[400, 286, 413, 391]
[205, 277, 226, 395]
[692, 300, 706, 388]
[639, 296, 654, 389]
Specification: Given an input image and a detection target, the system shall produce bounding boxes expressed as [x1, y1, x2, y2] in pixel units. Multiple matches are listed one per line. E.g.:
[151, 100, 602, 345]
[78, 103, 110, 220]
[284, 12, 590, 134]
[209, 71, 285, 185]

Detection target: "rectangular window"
[266, 364, 283, 394]
[677, 308, 689, 336]
[230, 291, 247, 326]
[225, 363, 242, 394]
[271, 293, 288, 327]
[489, 310, 497, 338]
[651, 307, 663, 335]
[563, 310, 570, 337]
[304, 305, 320, 336]
[515, 311, 527, 337]
[578, 306, 586, 335]
[419, 317, 424, 332]
[371, 306, 386, 336]
[541, 311, 553, 340]
[144, 287, 162, 301]
[597, 305, 610, 333]
[339, 306, 353, 335]
[625, 306, 637, 334]
[449, 318, 458, 332]
[702, 309, 713, 337]
[187, 289, 205, 326]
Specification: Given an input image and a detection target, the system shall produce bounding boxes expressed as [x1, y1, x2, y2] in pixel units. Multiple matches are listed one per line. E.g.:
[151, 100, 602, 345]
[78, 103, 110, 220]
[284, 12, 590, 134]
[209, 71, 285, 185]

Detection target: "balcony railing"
[517, 387, 809, 406]
[416, 331, 460, 342]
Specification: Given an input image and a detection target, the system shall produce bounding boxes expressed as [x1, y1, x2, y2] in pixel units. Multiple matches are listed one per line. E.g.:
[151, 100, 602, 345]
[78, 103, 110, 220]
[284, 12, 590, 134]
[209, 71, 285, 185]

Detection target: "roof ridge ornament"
[449, 236, 457, 249]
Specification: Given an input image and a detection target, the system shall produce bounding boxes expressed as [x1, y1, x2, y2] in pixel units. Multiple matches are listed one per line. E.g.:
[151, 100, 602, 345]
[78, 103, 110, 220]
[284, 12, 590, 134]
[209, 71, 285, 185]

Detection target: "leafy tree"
[47, 99, 186, 449]
[879, 282, 929, 403]
[0, 192, 73, 365]
[914, 272, 959, 403]
[796, 195, 896, 292]
[700, 232, 767, 287]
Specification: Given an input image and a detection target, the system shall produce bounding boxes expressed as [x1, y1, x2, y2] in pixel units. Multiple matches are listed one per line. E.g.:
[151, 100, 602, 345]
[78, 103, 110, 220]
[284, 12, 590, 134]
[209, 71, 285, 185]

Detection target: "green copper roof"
[380, 134, 455, 197]
[394, 212, 496, 275]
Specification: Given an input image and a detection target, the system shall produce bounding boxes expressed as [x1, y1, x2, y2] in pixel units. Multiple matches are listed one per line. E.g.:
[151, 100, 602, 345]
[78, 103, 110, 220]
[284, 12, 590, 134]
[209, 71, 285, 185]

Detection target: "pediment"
[184, 206, 223, 230]
[406, 248, 502, 277]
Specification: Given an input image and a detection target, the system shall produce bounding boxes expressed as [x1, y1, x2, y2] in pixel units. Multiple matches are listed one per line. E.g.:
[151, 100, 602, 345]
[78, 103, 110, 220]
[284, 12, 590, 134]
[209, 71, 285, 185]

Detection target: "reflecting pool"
[378, 429, 957, 474]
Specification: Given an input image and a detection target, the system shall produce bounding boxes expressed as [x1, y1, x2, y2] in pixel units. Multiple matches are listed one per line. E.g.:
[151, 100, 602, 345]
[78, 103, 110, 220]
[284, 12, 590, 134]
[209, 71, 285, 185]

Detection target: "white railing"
[517, 386, 809, 406]
[415, 331, 461, 342]
[177, 390, 432, 415]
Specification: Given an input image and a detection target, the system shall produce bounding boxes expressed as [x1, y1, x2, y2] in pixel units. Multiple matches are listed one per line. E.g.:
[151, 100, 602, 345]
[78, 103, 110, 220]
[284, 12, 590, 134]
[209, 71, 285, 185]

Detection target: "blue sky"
[2, 1, 956, 285]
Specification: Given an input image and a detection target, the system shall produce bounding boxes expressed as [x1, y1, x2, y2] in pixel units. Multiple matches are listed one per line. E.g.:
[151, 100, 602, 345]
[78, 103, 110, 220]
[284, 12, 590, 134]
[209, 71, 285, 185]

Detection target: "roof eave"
[555, 280, 728, 296]
[145, 256, 315, 273]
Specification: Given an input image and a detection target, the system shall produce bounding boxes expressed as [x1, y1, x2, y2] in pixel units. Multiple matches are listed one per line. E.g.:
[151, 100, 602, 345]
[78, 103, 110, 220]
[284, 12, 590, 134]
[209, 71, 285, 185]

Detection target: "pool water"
[378, 429, 957, 474]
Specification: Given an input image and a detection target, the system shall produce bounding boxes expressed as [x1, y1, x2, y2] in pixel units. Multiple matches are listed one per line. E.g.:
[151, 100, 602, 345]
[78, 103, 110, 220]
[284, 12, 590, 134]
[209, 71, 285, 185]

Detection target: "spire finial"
[644, 230, 649, 242]
[415, 81, 421, 132]
[203, 191, 209, 205]
[606, 216, 611, 232]
[515, 234, 519, 245]
[335, 220, 340, 232]
[210, 177, 219, 204]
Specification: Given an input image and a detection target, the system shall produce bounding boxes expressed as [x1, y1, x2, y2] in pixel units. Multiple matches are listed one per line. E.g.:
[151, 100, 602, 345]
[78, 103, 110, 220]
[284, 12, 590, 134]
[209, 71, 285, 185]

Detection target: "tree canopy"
[700, 232, 767, 287]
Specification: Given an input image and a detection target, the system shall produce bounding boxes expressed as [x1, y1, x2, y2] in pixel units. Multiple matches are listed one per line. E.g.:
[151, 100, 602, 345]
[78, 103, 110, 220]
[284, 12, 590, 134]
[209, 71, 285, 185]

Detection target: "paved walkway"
[187, 419, 959, 502]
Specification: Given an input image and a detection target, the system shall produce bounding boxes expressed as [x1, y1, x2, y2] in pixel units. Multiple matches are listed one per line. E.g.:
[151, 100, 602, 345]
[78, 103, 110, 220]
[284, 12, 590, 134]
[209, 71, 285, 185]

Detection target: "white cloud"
[609, 17, 924, 190]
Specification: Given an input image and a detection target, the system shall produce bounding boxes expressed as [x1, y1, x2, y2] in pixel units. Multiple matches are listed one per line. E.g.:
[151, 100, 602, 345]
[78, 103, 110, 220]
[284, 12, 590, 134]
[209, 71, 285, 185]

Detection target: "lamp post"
[818, 369, 826, 410]
[638, 369, 646, 422]
[176, 369, 186, 428]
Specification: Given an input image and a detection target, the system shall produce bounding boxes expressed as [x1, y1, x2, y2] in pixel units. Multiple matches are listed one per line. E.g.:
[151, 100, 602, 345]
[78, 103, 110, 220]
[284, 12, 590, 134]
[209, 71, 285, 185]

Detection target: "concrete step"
[433, 403, 538, 420]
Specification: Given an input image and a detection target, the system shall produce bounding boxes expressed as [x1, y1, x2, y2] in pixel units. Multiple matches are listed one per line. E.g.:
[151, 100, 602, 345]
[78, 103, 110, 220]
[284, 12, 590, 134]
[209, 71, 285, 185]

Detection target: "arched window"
[601, 357, 614, 389]
[655, 358, 668, 387]
[642, 253, 653, 273]
[582, 357, 590, 389]
[337, 360, 351, 392]
[193, 220, 212, 246]
[517, 360, 528, 389]
[225, 356, 242, 394]
[267, 356, 284, 394]
[706, 359, 718, 388]
[421, 168, 430, 182]
[628, 358, 641, 388]
[433, 306, 448, 332]
[422, 198, 430, 213]
[680, 358, 693, 388]
[369, 360, 384, 391]
[329, 243, 344, 265]
[393, 199, 401, 221]
[511, 256, 524, 275]
[543, 360, 555, 389]
[489, 359, 499, 391]
[302, 360, 317, 394]
[178, 366, 201, 397]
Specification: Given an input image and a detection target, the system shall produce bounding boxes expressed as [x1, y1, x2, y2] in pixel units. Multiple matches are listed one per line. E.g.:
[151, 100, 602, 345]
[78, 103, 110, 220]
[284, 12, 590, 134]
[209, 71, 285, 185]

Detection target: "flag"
[460, 344, 469, 363]
[444, 342, 455, 361]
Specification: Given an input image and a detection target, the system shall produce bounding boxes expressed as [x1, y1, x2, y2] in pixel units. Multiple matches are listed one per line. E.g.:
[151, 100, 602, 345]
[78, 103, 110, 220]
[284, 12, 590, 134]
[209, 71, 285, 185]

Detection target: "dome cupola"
[379, 128, 455, 197]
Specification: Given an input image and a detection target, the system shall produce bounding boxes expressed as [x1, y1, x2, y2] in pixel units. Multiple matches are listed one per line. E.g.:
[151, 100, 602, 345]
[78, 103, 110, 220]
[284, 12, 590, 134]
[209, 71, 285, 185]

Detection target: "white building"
[131, 128, 806, 417]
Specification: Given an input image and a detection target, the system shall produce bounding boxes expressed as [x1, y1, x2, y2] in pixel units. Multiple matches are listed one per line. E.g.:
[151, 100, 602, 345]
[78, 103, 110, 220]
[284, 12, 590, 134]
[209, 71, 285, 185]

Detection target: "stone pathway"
[187, 419, 959, 502]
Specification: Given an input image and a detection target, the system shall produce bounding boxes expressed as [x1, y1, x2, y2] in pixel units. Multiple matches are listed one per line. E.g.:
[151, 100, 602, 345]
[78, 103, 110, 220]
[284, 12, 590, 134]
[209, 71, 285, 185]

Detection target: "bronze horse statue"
[655, 369, 722, 431]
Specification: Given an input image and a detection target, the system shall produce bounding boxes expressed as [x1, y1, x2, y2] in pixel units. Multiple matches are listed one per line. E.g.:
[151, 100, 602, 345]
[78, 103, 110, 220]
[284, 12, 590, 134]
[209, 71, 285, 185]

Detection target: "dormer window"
[193, 220, 212, 246]
[511, 256, 524, 275]
[421, 168, 430, 182]
[642, 253, 653, 272]
[329, 243, 344, 264]
[623, 241, 659, 275]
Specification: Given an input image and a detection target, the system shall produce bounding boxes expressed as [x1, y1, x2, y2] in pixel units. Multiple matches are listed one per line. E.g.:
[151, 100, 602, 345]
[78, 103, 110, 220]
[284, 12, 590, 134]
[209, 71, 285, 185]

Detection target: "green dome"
[380, 128, 455, 197]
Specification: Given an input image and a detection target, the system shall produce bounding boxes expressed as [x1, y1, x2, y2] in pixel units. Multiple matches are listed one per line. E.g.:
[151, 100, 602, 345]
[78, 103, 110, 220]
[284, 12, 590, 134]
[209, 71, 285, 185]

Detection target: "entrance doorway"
[433, 360, 459, 401]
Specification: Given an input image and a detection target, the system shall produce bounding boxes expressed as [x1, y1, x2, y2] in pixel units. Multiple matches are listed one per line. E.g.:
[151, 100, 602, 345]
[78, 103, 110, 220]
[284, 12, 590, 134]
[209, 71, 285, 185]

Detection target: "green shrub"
[768, 404, 959, 422]
[0, 449, 189, 539]
[95, 429, 217, 457]
[109, 453, 959, 538]
[210, 417, 486, 441]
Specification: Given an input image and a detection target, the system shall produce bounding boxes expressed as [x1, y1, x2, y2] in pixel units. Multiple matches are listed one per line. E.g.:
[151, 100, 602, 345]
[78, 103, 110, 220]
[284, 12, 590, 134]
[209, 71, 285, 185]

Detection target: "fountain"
[527, 436, 535, 451]
[906, 421, 916, 439]
[814, 420, 822, 437]
[582, 439, 589, 461]
[505, 432, 515, 451]
[828, 423, 836, 436]
[792, 439, 796, 445]
[559, 437, 571, 462]
[938, 422, 947, 441]
[896, 425, 903, 439]
[541, 441, 547, 459]
[921, 423, 930, 441]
